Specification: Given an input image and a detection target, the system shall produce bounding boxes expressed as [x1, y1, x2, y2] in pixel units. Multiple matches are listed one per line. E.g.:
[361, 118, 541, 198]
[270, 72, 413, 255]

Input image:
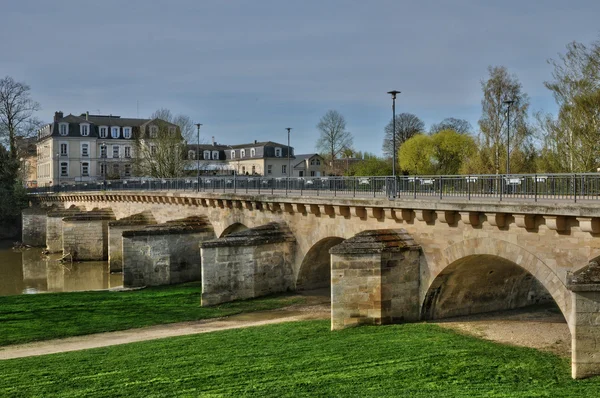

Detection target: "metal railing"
[26, 173, 600, 203]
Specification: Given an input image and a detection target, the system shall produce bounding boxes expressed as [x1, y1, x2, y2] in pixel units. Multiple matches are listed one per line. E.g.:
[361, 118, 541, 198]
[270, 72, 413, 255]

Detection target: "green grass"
[0, 321, 598, 397]
[0, 282, 302, 346]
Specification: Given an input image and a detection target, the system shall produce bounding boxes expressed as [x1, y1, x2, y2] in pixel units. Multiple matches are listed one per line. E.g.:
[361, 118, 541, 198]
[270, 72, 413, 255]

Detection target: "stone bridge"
[24, 190, 600, 379]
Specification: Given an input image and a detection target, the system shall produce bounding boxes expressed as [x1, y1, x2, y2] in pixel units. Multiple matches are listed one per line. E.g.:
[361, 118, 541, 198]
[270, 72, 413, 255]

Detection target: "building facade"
[292, 154, 324, 177]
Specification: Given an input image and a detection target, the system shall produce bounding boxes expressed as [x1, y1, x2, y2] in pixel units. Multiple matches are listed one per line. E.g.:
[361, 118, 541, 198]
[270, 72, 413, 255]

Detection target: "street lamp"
[56, 152, 60, 192]
[388, 90, 401, 199]
[101, 142, 106, 187]
[195, 123, 202, 191]
[503, 99, 515, 175]
[286, 128, 292, 193]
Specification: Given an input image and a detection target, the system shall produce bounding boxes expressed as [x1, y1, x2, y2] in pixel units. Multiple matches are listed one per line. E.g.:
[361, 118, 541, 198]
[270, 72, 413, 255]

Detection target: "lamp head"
[388, 90, 401, 100]
[503, 99, 515, 105]
[286, 127, 292, 133]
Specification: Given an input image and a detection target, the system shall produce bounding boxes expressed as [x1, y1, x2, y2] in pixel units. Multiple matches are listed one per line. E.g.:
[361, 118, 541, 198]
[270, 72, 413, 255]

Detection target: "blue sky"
[1, 0, 599, 154]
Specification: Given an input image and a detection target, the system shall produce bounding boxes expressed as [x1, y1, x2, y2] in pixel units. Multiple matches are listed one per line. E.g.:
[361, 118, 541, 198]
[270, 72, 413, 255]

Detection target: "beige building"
[292, 154, 324, 177]
[226, 141, 295, 177]
[36, 112, 178, 186]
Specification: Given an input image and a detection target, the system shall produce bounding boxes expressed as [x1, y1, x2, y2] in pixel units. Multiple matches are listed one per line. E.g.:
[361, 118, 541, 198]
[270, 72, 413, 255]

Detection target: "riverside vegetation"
[0, 282, 302, 346]
[1, 320, 600, 397]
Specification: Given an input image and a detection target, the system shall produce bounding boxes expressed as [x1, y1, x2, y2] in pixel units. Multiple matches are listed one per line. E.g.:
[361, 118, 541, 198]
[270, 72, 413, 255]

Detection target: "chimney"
[212, 136, 215, 146]
[54, 111, 63, 122]
[86, 111, 89, 121]
[254, 140, 257, 144]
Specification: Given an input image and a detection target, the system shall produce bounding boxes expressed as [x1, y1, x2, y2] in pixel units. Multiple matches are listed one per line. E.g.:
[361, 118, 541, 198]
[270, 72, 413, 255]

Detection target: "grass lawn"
[1, 321, 599, 397]
[0, 282, 302, 346]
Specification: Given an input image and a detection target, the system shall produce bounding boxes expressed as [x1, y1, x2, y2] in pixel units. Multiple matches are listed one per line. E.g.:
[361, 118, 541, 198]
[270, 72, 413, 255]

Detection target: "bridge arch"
[219, 222, 249, 237]
[421, 237, 570, 322]
[296, 236, 344, 291]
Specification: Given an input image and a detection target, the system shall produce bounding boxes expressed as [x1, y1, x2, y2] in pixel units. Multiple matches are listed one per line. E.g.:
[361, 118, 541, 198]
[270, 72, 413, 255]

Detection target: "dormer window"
[80, 124, 89, 136]
[212, 151, 219, 160]
[111, 127, 120, 139]
[231, 150, 235, 159]
[168, 126, 176, 136]
[123, 127, 132, 139]
[275, 147, 282, 157]
[59, 123, 68, 136]
[149, 125, 158, 138]
[99, 126, 108, 138]
[241, 149, 246, 158]
[188, 150, 195, 159]
[250, 148, 256, 157]
[203, 150, 210, 159]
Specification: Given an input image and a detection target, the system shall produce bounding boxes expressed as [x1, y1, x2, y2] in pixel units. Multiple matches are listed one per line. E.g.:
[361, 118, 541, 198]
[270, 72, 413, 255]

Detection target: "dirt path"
[0, 301, 330, 360]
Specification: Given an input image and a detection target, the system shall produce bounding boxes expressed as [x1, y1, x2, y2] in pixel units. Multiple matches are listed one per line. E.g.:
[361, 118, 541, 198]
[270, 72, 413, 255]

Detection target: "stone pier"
[330, 229, 421, 330]
[122, 216, 215, 288]
[45, 206, 83, 253]
[200, 222, 296, 306]
[108, 212, 157, 272]
[567, 259, 600, 379]
[21, 205, 58, 247]
[62, 209, 116, 261]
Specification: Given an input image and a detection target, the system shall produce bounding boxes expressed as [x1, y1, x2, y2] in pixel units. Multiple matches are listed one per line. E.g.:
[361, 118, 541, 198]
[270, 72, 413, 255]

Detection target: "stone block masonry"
[330, 229, 421, 330]
[108, 212, 157, 272]
[45, 206, 84, 253]
[200, 222, 295, 306]
[122, 216, 215, 288]
[62, 209, 116, 261]
[22, 205, 59, 247]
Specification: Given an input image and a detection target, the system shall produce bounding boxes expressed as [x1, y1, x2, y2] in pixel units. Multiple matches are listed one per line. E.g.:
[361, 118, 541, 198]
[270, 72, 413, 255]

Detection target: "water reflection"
[0, 241, 122, 296]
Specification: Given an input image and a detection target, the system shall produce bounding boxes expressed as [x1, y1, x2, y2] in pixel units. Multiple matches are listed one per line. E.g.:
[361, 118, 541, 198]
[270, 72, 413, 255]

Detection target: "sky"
[1, 0, 599, 155]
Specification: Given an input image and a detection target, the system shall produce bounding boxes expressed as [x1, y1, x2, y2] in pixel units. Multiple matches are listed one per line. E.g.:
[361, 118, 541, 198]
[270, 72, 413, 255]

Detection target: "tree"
[430, 130, 477, 174]
[478, 66, 531, 174]
[0, 76, 41, 159]
[538, 39, 600, 172]
[430, 117, 472, 135]
[0, 144, 27, 226]
[151, 108, 197, 144]
[315, 110, 353, 163]
[349, 157, 392, 176]
[398, 134, 435, 175]
[382, 113, 424, 160]
[134, 120, 187, 178]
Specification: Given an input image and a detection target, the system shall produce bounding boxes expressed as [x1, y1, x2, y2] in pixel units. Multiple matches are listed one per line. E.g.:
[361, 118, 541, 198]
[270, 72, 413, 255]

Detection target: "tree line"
[315, 37, 600, 176]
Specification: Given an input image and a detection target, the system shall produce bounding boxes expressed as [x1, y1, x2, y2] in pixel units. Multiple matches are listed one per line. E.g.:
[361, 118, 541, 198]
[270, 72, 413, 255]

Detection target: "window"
[310, 171, 316, 177]
[100, 145, 107, 158]
[267, 164, 272, 175]
[149, 126, 158, 138]
[242, 166, 246, 174]
[99, 126, 108, 138]
[112, 163, 119, 176]
[81, 162, 89, 176]
[275, 147, 282, 157]
[60, 143, 68, 156]
[124, 146, 131, 158]
[241, 149, 246, 158]
[188, 150, 195, 159]
[60, 162, 68, 177]
[168, 126, 176, 136]
[310, 159, 315, 165]
[316, 159, 321, 166]
[123, 127, 132, 139]
[252, 165, 256, 175]
[59, 123, 68, 136]
[203, 150, 210, 159]
[80, 124, 89, 136]
[251, 148, 256, 157]
[150, 145, 157, 155]
[100, 163, 107, 176]
[124, 164, 131, 177]
[81, 143, 89, 157]
[282, 165, 287, 174]
[112, 145, 120, 158]
[212, 151, 218, 160]
[231, 150, 235, 159]
[111, 127, 120, 139]
[299, 171, 304, 177]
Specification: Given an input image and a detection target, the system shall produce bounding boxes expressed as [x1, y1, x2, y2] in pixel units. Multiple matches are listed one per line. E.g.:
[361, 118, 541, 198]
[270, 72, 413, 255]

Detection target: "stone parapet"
[330, 229, 421, 330]
[200, 223, 295, 306]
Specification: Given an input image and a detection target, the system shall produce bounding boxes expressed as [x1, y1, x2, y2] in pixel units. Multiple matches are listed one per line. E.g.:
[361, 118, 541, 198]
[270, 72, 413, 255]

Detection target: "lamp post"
[503, 100, 514, 175]
[56, 153, 60, 192]
[387, 90, 401, 198]
[101, 142, 106, 188]
[286, 127, 292, 194]
[195, 123, 202, 191]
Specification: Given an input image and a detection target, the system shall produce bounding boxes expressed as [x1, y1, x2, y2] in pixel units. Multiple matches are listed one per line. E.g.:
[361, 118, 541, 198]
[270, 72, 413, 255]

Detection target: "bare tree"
[151, 108, 197, 143]
[316, 110, 353, 162]
[430, 117, 472, 135]
[382, 113, 424, 159]
[0, 76, 41, 159]
[134, 120, 187, 178]
[478, 66, 531, 174]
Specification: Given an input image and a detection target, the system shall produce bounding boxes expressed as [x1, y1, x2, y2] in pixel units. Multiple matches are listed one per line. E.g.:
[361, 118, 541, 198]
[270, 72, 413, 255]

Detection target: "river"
[0, 241, 122, 296]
